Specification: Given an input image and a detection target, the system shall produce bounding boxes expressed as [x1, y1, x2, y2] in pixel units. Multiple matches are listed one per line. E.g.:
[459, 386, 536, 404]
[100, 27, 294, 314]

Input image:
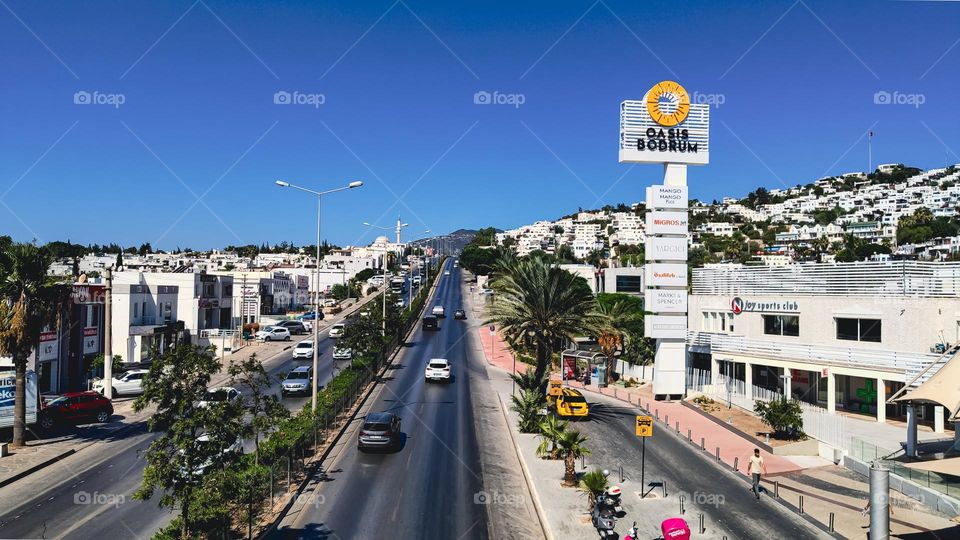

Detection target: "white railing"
[687, 367, 848, 448]
[692, 261, 960, 297]
[688, 332, 937, 381]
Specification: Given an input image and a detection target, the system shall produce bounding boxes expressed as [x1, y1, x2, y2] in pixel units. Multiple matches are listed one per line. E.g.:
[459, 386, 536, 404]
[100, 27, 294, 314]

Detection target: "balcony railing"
[688, 331, 939, 383]
[692, 261, 960, 297]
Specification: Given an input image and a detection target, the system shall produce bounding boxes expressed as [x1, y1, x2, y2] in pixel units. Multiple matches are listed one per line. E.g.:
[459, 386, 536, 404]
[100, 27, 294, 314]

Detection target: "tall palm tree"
[555, 428, 591, 487]
[486, 257, 603, 382]
[595, 298, 642, 381]
[0, 243, 68, 447]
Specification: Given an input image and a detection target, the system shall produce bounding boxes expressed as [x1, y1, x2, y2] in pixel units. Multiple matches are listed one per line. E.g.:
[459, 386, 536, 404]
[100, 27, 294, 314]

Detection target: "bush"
[754, 397, 805, 440]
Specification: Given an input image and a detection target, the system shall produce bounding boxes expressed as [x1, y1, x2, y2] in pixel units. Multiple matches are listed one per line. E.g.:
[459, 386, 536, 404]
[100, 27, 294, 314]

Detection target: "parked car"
[454, 309, 466, 320]
[255, 326, 292, 342]
[422, 315, 439, 331]
[276, 320, 308, 335]
[298, 311, 324, 321]
[329, 323, 346, 339]
[93, 369, 149, 398]
[357, 411, 402, 452]
[293, 340, 314, 359]
[281, 366, 313, 396]
[186, 434, 243, 476]
[555, 388, 589, 418]
[432, 305, 445, 318]
[332, 347, 353, 360]
[39, 391, 113, 429]
[424, 358, 452, 383]
[198, 387, 240, 408]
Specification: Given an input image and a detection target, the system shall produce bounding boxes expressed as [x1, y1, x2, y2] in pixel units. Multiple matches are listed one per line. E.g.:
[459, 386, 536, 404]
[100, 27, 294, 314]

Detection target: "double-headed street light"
[275, 179, 363, 413]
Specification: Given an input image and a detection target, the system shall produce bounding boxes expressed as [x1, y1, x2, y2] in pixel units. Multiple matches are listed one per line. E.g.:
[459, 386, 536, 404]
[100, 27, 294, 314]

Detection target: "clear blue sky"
[1, 0, 958, 250]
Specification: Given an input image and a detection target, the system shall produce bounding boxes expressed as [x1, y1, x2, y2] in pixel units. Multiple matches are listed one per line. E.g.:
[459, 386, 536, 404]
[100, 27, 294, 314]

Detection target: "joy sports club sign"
[730, 297, 800, 315]
[620, 81, 710, 165]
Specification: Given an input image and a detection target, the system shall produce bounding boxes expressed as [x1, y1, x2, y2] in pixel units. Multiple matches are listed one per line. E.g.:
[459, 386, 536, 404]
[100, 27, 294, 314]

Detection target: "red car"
[39, 391, 114, 429]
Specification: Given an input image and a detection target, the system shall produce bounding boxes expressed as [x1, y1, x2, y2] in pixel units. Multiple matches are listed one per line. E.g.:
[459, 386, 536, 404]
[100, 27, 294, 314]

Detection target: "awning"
[903, 457, 960, 477]
[892, 352, 960, 420]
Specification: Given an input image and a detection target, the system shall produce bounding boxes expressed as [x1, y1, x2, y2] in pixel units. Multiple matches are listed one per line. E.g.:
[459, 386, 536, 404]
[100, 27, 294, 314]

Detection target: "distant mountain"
[410, 229, 492, 255]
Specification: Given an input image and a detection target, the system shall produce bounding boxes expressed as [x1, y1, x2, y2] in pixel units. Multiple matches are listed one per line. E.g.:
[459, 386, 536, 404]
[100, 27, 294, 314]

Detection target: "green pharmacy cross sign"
[856, 380, 878, 413]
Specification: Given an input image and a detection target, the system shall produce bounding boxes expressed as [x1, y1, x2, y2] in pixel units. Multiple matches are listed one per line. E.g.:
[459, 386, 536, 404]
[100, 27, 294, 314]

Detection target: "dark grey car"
[357, 412, 401, 452]
[277, 320, 308, 335]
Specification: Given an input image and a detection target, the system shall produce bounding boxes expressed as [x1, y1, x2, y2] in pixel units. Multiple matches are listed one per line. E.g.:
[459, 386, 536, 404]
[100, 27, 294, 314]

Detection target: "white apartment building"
[110, 281, 182, 363]
[688, 261, 955, 435]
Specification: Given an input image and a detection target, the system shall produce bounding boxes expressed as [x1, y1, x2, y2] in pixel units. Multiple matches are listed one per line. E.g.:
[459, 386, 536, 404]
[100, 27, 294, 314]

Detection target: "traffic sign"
[635, 415, 654, 437]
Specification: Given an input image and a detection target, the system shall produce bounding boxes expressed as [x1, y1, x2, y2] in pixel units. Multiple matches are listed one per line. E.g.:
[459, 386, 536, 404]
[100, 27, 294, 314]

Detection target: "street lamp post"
[276, 179, 363, 413]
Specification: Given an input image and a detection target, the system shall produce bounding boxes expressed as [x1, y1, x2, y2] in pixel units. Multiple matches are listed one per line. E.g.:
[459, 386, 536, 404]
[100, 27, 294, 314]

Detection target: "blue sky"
[1, 0, 958, 250]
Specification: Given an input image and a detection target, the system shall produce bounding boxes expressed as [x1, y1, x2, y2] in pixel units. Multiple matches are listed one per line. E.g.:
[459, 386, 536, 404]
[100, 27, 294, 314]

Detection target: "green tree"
[754, 397, 805, 440]
[228, 354, 289, 465]
[115, 251, 124, 268]
[509, 367, 549, 397]
[510, 389, 544, 433]
[0, 243, 69, 447]
[536, 415, 569, 459]
[133, 344, 244, 538]
[579, 469, 609, 510]
[486, 257, 603, 383]
[556, 428, 591, 486]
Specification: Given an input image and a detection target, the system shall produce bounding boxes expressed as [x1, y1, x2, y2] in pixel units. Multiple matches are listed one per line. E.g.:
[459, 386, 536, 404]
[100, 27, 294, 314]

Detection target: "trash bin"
[661, 517, 690, 540]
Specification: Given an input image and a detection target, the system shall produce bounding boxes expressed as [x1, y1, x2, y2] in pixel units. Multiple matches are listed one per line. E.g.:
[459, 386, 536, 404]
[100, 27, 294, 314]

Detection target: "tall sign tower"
[619, 81, 710, 399]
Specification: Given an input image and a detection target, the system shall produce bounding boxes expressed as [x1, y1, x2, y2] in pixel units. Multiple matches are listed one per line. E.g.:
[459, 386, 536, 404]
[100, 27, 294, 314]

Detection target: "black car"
[276, 320, 308, 335]
[422, 315, 439, 330]
[358, 412, 402, 451]
[454, 309, 466, 320]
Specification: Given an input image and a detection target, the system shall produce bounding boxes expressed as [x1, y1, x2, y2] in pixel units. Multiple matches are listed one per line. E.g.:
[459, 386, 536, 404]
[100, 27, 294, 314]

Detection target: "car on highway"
[198, 386, 240, 408]
[444, 270, 451, 276]
[333, 347, 353, 360]
[329, 323, 346, 339]
[424, 358, 452, 383]
[188, 434, 243, 476]
[276, 320, 308, 335]
[422, 315, 439, 331]
[412, 275, 422, 285]
[293, 340, 314, 359]
[281, 366, 313, 396]
[93, 368, 148, 398]
[454, 309, 466, 320]
[432, 305, 445, 318]
[255, 326, 292, 341]
[357, 411, 402, 452]
[555, 388, 590, 418]
[38, 391, 113, 429]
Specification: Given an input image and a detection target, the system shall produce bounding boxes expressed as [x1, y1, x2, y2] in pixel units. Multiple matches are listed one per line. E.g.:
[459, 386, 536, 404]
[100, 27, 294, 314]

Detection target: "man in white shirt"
[747, 448, 767, 499]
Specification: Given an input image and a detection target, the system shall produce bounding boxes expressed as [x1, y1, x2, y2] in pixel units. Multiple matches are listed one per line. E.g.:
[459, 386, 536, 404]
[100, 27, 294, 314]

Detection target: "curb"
[0, 447, 76, 489]
[497, 392, 554, 540]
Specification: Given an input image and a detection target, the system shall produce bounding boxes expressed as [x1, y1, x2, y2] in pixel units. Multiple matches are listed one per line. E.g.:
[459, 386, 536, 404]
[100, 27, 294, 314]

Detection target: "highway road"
[0, 303, 369, 539]
[273, 261, 494, 539]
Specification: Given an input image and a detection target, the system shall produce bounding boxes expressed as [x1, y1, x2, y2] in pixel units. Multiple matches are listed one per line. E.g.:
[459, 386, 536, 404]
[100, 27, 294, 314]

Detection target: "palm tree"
[536, 414, 569, 459]
[510, 389, 543, 433]
[595, 299, 642, 381]
[579, 469, 609, 510]
[510, 367, 549, 398]
[555, 428, 591, 487]
[486, 257, 603, 382]
[0, 243, 68, 447]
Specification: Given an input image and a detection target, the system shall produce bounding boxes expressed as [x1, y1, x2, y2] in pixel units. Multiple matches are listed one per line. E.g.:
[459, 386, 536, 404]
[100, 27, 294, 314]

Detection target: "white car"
[255, 326, 291, 342]
[329, 323, 345, 339]
[293, 340, 314, 359]
[94, 369, 148, 397]
[425, 358, 451, 383]
[395, 299, 405, 309]
[432, 305, 445, 318]
[333, 347, 353, 360]
[198, 387, 240, 408]
[186, 434, 242, 476]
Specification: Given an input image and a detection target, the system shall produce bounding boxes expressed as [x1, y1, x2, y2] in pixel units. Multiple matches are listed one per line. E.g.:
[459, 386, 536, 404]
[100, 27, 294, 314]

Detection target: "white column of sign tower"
[619, 81, 710, 400]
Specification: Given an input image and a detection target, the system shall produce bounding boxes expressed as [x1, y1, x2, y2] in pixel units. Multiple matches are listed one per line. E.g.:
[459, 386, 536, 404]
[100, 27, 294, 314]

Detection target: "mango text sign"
[636, 415, 653, 437]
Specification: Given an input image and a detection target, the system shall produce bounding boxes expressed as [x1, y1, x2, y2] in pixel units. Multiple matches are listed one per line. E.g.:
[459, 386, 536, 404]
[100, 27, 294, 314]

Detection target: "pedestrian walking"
[747, 448, 767, 499]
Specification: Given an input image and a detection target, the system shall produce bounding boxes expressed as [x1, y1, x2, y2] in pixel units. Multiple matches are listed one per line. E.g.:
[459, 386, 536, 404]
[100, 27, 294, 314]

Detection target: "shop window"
[763, 315, 800, 336]
[836, 318, 881, 342]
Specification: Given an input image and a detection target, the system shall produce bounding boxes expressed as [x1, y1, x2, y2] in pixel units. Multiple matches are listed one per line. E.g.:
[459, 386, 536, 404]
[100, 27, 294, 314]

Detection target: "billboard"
[619, 81, 710, 165]
[645, 263, 688, 287]
[646, 210, 689, 235]
[646, 185, 688, 209]
[644, 315, 688, 339]
[645, 236, 688, 262]
[645, 289, 687, 313]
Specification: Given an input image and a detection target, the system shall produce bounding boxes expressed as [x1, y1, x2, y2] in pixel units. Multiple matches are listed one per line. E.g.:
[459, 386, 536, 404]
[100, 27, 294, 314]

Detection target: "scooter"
[601, 486, 624, 516]
[591, 498, 617, 538]
[623, 521, 639, 540]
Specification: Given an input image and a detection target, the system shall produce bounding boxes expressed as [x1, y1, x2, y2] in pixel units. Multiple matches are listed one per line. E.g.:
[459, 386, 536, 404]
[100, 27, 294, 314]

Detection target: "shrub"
[579, 469, 609, 510]
[754, 397, 805, 440]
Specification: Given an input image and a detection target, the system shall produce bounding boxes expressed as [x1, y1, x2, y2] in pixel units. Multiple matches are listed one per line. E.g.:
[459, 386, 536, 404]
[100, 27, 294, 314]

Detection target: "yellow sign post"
[635, 415, 653, 497]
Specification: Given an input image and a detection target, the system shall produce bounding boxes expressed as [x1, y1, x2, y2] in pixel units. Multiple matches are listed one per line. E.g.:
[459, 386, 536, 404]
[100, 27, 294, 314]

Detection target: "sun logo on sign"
[646, 81, 690, 127]
[731, 297, 744, 315]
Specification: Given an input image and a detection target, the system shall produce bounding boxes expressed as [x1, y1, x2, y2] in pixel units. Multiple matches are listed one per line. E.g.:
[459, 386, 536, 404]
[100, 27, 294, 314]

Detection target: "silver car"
[357, 412, 401, 452]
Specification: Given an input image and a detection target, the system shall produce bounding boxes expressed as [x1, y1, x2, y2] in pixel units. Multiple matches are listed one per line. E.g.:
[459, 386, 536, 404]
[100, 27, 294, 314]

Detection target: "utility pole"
[868, 130, 874, 173]
[381, 259, 387, 337]
[103, 267, 113, 398]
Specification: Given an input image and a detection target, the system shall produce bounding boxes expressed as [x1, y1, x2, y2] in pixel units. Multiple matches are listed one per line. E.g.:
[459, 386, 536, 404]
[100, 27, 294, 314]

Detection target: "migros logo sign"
[653, 218, 685, 226]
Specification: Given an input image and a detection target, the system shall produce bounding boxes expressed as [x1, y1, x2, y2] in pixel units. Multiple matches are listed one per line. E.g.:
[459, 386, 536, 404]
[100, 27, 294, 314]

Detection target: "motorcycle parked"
[591, 497, 617, 538]
[600, 486, 624, 516]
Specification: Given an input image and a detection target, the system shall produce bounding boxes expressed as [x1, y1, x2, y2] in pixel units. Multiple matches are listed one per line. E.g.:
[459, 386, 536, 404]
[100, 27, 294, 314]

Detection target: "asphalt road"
[273, 262, 491, 539]
[0, 308, 363, 539]
[577, 394, 824, 539]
